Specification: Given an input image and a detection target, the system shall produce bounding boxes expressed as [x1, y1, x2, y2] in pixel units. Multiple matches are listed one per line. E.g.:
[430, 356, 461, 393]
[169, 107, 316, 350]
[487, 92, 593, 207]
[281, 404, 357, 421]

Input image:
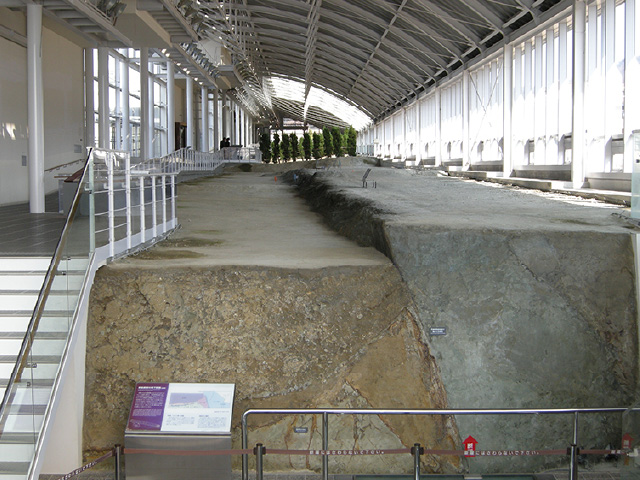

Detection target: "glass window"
[93, 80, 99, 112]
[109, 86, 117, 115]
[129, 95, 141, 121]
[108, 55, 116, 85]
[130, 123, 140, 157]
[129, 67, 140, 96]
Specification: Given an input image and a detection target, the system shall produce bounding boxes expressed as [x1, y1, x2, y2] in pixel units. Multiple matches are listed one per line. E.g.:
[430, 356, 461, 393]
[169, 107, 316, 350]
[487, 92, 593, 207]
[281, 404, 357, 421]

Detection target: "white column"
[534, 34, 545, 164]
[233, 102, 239, 145]
[213, 89, 219, 149]
[167, 60, 175, 153]
[244, 111, 249, 147]
[148, 72, 154, 157]
[524, 40, 533, 164]
[402, 107, 407, 160]
[27, 4, 45, 213]
[140, 48, 149, 160]
[586, 1, 603, 174]
[572, 0, 587, 188]
[201, 86, 208, 151]
[435, 88, 442, 166]
[121, 57, 130, 152]
[503, 44, 513, 177]
[221, 90, 227, 141]
[84, 48, 95, 150]
[462, 70, 470, 166]
[558, 21, 571, 164]
[625, 0, 640, 173]
[545, 28, 558, 165]
[98, 48, 109, 149]
[415, 99, 422, 164]
[186, 76, 194, 148]
[513, 45, 524, 165]
[603, 0, 616, 172]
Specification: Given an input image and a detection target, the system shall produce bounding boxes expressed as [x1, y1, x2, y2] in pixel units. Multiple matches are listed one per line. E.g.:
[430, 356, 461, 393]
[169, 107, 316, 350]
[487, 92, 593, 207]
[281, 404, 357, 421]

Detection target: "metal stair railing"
[0, 146, 225, 480]
[132, 146, 262, 175]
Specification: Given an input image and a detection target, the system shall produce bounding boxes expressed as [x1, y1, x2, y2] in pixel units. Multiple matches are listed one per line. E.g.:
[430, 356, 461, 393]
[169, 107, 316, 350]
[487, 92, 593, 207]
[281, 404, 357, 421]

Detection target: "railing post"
[570, 412, 579, 480]
[139, 177, 146, 243]
[242, 415, 248, 480]
[125, 153, 132, 251]
[107, 152, 115, 258]
[171, 175, 176, 229]
[114, 444, 122, 480]
[88, 150, 96, 253]
[254, 443, 265, 480]
[161, 175, 167, 233]
[151, 176, 157, 239]
[412, 443, 423, 480]
[322, 412, 329, 480]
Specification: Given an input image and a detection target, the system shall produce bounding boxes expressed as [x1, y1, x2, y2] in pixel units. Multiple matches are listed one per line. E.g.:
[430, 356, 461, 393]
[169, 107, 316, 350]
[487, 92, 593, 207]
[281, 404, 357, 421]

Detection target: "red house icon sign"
[623, 433, 634, 450]
[464, 435, 478, 457]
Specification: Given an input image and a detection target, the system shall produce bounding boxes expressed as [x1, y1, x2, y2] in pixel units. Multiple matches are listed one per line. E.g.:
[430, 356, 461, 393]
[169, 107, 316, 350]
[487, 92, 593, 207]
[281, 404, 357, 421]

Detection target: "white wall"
[0, 8, 29, 206]
[42, 23, 84, 191]
[0, 8, 84, 207]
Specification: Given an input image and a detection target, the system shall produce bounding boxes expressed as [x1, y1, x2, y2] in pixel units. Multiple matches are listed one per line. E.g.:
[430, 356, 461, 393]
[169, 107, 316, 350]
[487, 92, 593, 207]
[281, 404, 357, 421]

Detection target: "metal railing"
[132, 146, 262, 175]
[242, 407, 638, 480]
[0, 146, 228, 480]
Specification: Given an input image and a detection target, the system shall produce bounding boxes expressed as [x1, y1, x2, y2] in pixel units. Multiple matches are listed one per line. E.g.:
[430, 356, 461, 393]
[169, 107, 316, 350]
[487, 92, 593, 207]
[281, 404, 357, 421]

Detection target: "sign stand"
[125, 382, 235, 480]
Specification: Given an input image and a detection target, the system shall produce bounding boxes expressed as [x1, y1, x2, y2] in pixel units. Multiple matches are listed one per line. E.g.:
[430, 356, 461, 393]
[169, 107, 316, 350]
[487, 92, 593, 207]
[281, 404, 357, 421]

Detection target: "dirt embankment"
[83, 167, 462, 475]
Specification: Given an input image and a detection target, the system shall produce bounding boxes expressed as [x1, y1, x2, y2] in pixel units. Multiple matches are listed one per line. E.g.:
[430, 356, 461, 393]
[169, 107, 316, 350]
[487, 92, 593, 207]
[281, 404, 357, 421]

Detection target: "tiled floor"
[0, 193, 66, 256]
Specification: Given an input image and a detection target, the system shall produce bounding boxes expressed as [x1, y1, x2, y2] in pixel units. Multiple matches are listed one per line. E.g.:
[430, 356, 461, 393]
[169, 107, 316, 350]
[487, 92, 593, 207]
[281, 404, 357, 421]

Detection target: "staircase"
[0, 256, 87, 480]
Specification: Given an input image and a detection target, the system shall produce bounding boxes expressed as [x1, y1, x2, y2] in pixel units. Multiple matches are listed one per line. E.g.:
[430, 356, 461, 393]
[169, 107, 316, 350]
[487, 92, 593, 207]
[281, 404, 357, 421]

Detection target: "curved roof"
[192, 0, 571, 128]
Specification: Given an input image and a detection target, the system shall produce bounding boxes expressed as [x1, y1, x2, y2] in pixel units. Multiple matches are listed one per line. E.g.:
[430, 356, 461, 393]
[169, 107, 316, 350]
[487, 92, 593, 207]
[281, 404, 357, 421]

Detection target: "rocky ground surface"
[83, 161, 461, 475]
[290, 160, 639, 472]
[83, 157, 639, 476]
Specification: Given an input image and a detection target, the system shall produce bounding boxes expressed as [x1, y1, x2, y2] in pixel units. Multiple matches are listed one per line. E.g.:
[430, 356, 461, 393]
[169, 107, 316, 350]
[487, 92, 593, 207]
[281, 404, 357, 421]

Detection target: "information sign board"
[127, 382, 235, 434]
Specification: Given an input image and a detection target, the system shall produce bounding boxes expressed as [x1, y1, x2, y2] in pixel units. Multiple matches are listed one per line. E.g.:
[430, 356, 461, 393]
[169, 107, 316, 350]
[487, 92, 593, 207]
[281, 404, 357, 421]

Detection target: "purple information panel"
[127, 383, 169, 431]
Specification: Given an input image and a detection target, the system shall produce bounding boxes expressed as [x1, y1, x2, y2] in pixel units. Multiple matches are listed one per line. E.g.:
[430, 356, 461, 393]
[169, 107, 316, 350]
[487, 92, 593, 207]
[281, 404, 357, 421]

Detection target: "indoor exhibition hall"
[1, 1, 640, 480]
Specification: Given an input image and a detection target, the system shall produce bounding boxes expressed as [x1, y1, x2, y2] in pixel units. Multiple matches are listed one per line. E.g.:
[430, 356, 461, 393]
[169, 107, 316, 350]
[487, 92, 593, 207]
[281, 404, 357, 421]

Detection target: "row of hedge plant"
[260, 126, 357, 164]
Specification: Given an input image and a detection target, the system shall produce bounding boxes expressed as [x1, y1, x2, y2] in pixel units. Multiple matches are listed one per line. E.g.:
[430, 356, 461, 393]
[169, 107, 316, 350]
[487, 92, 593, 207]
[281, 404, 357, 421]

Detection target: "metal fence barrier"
[241, 407, 639, 480]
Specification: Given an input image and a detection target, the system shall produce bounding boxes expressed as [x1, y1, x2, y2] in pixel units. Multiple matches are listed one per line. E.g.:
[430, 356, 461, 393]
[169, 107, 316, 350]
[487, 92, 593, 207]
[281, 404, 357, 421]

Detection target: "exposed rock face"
[292, 167, 638, 472]
[84, 264, 461, 474]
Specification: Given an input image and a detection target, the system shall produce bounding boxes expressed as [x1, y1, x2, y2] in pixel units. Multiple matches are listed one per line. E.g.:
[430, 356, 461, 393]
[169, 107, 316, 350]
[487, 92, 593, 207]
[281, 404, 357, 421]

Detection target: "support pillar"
[233, 102, 238, 145]
[534, 34, 545, 164]
[572, 0, 587, 188]
[221, 90, 228, 142]
[415, 99, 422, 164]
[213, 88, 219, 150]
[167, 60, 175, 153]
[98, 48, 109, 149]
[201, 85, 208, 152]
[462, 70, 470, 166]
[84, 48, 95, 151]
[27, 3, 45, 213]
[147, 67, 154, 157]
[503, 44, 513, 176]
[402, 106, 407, 160]
[121, 57, 130, 152]
[186, 76, 194, 149]
[546, 27, 559, 165]
[625, 0, 640, 173]
[435, 88, 442, 166]
[140, 48, 149, 160]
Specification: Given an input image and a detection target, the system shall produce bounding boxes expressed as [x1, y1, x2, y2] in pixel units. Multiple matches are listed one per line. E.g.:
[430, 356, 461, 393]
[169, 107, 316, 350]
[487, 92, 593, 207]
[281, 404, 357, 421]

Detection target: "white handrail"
[132, 146, 262, 175]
